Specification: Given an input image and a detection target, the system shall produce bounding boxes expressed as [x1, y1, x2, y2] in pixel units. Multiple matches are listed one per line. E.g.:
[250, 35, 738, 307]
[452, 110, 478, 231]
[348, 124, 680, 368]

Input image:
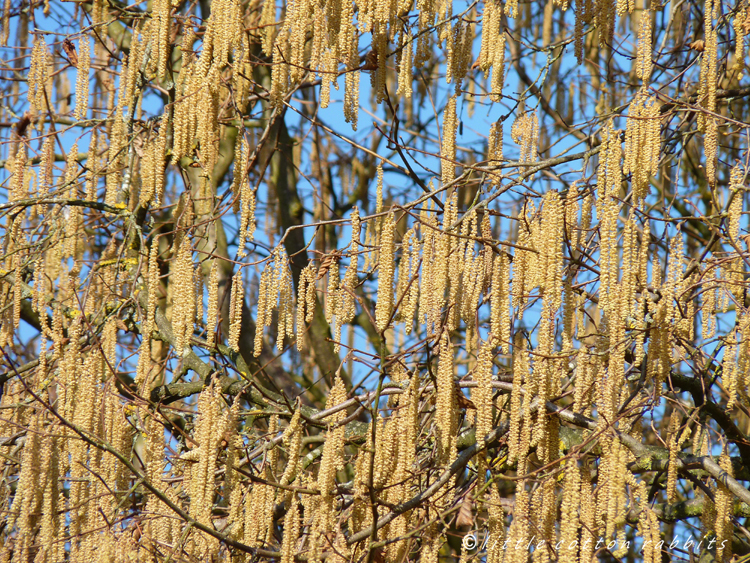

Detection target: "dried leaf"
[62, 38, 78, 67]
[361, 50, 378, 72]
[456, 497, 474, 528]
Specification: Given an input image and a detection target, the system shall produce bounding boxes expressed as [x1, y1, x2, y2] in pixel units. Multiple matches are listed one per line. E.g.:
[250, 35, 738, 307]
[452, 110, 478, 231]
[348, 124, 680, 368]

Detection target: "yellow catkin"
[172, 240, 196, 356]
[397, 30, 414, 98]
[702, 0, 719, 185]
[715, 449, 734, 562]
[395, 227, 419, 332]
[511, 110, 539, 165]
[344, 33, 360, 129]
[275, 249, 295, 351]
[28, 36, 51, 120]
[666, 411, 680, 503]
[325, 254, 340, 324]
[624, 92, 660, 204]
[308, 376, 348, 560]
[74, 35, 90, 120]
[441, 95, 458, 186]
[254, 259, 273, 356]
[596, 0, 616, 46]
[636, 10, 652, 84]
[734, 3, 750, 73]
[559, 458, 582, 560]
[153, 0, 171, 80]
[375, 212, 396, 332]
[728, 164, 744, 242]
[364, 166, 384, 272]
[436, 332, 457, 463]
[236, 135, 256, 258]
[724, 338, 738, 411]
[296, 262, 317, 350]
[14, 411, 42, 562]
[508, 331, 529, 469]
[194, 263, 204, 329]
[204, 259, 218, 348]
[475, 340, 494, 445]
[487, 119, 503, 163]
[280, 493, 301, 563]
[186, 378, 224, 556]
[228, 267, 244, 352]
[145, 240, 160, 341]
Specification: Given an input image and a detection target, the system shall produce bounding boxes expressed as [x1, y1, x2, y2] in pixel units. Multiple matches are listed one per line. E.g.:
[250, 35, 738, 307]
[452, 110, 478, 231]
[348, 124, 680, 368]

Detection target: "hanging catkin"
[172, 240, 196, 356]
[475, 340, 494, 445]
[235, 135, 256, 258]
[206, 259, 219, 348]
[228, 267, 244, 352]
[28, 36, 51, 120]
[636, 9, 652, 83]
[296, 263, 317, 350]
[701, 0, 719, 186]
[375, 212, 396, 332]
[435, 332, 457, 463]
[624, 92, 660, 204]
[441, 95, 458, 186]
[73, 35, 90, 121]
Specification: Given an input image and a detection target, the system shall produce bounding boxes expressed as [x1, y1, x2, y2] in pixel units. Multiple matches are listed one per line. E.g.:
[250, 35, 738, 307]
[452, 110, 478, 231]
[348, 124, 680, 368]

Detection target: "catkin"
[375, 212, 396, 332]
[484, 120, 501, 169]
[475, 341, 494, 446]
[228, 267, 244, 352]
[28, 36, 51, 120]
[296, 263, 317, 350]
[441, 95, 458, 186]
[236, 135, 256, 258]
[701, 0, 719, 185]
[715, 449, 734, 562]
[511, 111, 538, 165]
[728, 164, 744, 242]
[436, 332, 457, 463]
[172, 240, 196, 356]
[74, 35, 90, 120]
[397, 30, 414, 98]
[153, 0, 171, 80]
[624, 92, 660, 204]
[636, 10, 652, 83]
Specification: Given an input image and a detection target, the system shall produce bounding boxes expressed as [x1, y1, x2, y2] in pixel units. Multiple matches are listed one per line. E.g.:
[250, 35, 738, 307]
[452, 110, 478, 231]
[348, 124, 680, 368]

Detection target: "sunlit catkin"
[73, 35, 90, 121]
[375, 212, 396, 332]
[236, 136, 256, 258]
[436, 332, 457, 463]
[28, 36, 51, 120]
[171, 240, 195, 356]
[254, 259, 274, 356]
[488, 119, 503, 163]
[511, 111, 539, 165]
[324, 254, 340, 324]
[228, 267, 244, 352]
[275, 249, 295, 351]
[701, 0, 719, 185]
[441, 95, 458, 186]
[728, 164, 744, 242]
[624, 92, 660, 204]
[397, 31, 414, 98]
[144, 240, 160, 341]
[296, 263, 317, 349]
[715, 449, 734, 562]
[636, 10, 652, 84]
[475, 340, 494, 445]
[153, 0, 171, 80]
